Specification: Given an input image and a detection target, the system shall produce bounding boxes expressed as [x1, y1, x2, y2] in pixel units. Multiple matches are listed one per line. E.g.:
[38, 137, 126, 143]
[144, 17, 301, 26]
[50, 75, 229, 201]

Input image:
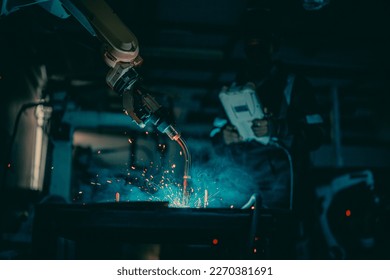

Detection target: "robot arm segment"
[63, 0, 142, 67]
[60, 0, 178, 137]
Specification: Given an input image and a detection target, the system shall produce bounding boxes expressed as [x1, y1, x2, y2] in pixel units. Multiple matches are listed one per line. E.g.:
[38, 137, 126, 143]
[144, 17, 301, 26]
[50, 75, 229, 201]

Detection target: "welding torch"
[60, 0, 191, 199]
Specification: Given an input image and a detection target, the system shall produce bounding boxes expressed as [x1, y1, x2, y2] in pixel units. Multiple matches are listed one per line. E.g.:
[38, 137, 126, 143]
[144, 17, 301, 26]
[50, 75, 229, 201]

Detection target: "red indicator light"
[345, 209, 351, 217]
[212, 239, 218, 245]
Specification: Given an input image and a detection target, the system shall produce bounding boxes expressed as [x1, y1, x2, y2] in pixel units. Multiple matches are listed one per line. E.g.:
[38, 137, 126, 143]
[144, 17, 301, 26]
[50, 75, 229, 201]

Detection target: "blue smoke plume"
[76, 153, 258, 208]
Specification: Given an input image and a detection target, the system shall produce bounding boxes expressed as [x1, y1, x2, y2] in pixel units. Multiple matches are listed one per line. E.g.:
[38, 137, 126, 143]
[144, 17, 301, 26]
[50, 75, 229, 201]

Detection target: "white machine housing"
[219, 83, 270, 145]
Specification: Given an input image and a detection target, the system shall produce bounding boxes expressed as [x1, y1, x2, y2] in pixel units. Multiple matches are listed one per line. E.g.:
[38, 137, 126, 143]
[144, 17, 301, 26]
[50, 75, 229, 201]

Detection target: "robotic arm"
[63, 0, 190, 200]
[60, 0, 181, 140]
[2, 0, 191, 201]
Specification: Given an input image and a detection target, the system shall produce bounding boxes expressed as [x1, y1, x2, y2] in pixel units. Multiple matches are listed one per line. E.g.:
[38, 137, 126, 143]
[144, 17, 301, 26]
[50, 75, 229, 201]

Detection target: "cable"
[270, 140, 294, 211]
[241, 193, 261, 209]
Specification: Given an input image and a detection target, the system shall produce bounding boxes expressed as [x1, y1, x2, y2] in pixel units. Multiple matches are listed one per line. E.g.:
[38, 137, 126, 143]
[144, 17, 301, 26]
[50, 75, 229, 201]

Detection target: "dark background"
[0, 0, 390, 259]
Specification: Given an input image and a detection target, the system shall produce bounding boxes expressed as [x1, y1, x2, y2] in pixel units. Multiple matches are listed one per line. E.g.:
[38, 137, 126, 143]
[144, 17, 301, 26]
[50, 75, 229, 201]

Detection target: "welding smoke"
[189, 154, 259, 208]
[76, 151, 262, 208]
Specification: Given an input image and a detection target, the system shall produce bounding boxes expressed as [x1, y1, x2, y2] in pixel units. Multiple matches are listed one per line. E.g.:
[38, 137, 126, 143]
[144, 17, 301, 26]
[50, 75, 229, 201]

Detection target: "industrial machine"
[58, 0, 191, 199]
[62, 0, 178, 138]
[0, 0, 305, 260]
[315, 170, 383, 259]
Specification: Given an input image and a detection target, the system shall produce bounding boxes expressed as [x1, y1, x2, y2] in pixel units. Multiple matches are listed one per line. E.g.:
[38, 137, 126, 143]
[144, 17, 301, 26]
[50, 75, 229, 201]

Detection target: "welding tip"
[115, 192, 120, 202]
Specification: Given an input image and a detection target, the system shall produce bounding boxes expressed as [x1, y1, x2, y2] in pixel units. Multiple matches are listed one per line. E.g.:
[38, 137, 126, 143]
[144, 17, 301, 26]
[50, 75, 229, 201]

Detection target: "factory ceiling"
[0, 0, 389, 141]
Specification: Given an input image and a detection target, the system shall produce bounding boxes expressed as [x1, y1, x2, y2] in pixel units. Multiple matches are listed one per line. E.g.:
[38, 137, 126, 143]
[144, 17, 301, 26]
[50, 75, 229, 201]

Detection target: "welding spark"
[158, 144, 166, 151]
[77, 154, 256, 208]
[128, 138, 133, 144]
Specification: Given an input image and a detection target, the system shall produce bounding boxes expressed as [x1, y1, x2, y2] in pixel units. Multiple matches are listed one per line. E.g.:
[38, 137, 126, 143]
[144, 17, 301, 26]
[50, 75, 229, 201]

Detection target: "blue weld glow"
[77, 156, 258, 208]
